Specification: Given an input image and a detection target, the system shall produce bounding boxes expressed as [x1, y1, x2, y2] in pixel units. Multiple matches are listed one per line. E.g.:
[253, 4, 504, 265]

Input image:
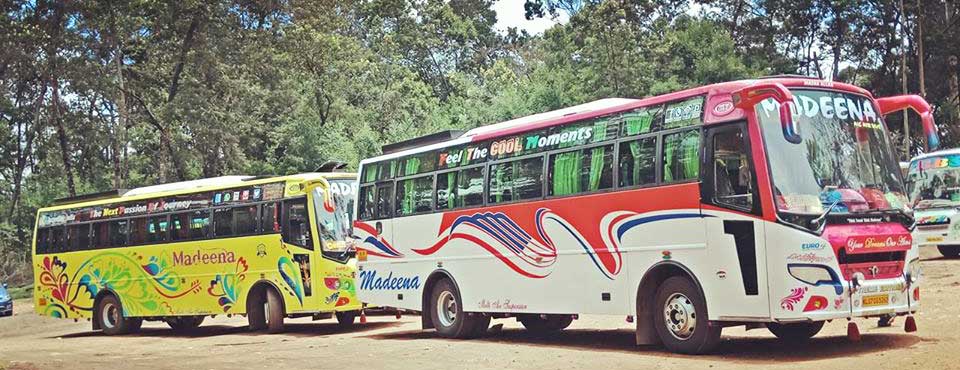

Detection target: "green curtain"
[444, 172, 457, 209]
[664, 136, 677, 182]
[681, 133, 700, 179]
[588, 148, 605, 190]
[623, 112, 652, 136]
[552, 152, 581, 195]
[404, 157, 420, 176]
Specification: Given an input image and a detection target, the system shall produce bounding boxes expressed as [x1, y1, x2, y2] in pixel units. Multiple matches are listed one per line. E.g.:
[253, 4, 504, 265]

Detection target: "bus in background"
[354, 76, 935, 354]
[907, 149, 960, 258]
[33, 171, 360, 335]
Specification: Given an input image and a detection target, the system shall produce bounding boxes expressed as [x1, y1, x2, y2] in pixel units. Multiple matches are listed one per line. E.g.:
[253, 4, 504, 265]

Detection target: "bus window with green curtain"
[663, 129, 701, 182]
[550, 145, 614, 196]
[436, 171, 457, 210]
[489, 157, 543, 204]
[621, 108, 656, 136]
[618, 136, 657, 187]
[457, 166, 484, 207]
[396, 175, 433, 216]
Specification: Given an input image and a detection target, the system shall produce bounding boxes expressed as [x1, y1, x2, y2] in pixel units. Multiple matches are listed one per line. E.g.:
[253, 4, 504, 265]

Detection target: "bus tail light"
[876, 95, 939, 150]
[732, 82, 797, 143]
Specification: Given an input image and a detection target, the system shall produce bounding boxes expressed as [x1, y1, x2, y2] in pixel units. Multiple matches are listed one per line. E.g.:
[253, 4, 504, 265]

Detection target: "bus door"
[281, 195, 320, 310]
[701, 121, 770, 319]
[312, 182, 360, 310]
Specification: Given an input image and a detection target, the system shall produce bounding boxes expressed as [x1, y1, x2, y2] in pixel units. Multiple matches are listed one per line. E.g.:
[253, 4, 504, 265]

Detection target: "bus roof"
[909, 148, 960, 163]
[360, 77, 872, 165]
[39, 172, 356, 213]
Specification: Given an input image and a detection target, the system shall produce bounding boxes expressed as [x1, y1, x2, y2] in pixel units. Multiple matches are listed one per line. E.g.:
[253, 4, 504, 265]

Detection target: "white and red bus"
[354, 77, 934, 354]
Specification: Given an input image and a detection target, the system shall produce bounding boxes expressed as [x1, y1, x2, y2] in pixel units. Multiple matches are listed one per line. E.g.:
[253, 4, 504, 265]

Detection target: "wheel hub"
[663, 293, 696, 340]
[436, 291, 458, 327]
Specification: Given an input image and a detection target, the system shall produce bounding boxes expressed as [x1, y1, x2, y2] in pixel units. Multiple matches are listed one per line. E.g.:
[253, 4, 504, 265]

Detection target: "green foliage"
[1, 0, 957, 269]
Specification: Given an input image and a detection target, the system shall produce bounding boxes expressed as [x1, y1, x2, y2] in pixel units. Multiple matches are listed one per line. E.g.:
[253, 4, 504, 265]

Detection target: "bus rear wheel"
[652, 276, 721, 354]
[166, 316, 205, 332]
[767, 321, 824, 342]
[429, 279, 482, 339]
[938, 245, 960, 258]
[96, 295, 140, 335]
[247, 286, 285, 333]
[519, 314, 573, 336]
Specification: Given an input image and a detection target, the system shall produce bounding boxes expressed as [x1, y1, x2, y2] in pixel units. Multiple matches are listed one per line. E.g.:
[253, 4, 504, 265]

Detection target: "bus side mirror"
[732, 82, 798, 143]
[876, 95, 939, 150]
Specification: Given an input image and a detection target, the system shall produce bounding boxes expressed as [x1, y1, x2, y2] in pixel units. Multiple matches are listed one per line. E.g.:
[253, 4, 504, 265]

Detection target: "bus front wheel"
[767, 321, 824, 342]
[519, 314, 573, 336]
[96, 295, 140, 335]
[937, 245, 960, 258]
[652, 276, 721, 354]
[429, 279, 482, 339]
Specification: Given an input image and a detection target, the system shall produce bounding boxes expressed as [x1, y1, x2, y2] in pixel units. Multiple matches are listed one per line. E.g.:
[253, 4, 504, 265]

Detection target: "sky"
[491, 0, 569, 35]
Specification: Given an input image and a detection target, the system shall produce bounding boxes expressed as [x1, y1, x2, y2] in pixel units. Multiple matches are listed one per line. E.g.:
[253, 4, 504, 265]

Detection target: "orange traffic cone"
[847, 321, 861, 342]
[359, 309, 367, 324]
[905, 315, 917, 333]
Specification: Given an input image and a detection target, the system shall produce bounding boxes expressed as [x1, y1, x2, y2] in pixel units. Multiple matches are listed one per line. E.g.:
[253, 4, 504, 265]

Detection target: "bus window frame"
[434, 163, 488, 212]
[281, 197, 314, 250]
[485, 151, 548, 207]
[658, 126, 704, 186]
[393, 172, 437, 217]
[701, 121, 762, 216]
[545, 140, 618, 199]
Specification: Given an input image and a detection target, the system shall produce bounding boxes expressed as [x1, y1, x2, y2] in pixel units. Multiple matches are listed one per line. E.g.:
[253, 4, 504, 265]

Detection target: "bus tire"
[247, 288, 267, 331]
[429, 278, 480, 339]
[265, 287, 285, 334]
[166, 316, 205, 332]
[519, 314, 573, 336]
[938, 245, 960, 258]
[336, 311, 358, 327]
[96, 295, 136, 335]
[766, 321, 824, 342]
[653, 276, 721, 354]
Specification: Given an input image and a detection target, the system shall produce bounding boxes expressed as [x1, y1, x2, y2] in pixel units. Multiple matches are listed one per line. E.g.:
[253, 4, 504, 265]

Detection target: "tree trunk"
[947, 2, 959, 119]
[899, 0, 910, 159]
[51, 78, 77, 197]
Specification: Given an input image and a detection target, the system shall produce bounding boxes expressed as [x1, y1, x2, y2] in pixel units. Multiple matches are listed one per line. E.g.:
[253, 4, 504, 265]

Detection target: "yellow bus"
[32, 172, 360, 335]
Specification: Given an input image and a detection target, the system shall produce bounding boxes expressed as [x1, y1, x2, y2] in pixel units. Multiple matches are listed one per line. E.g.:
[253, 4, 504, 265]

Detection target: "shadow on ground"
[52, 321, 403, 340]
[365, 327, 922, 363]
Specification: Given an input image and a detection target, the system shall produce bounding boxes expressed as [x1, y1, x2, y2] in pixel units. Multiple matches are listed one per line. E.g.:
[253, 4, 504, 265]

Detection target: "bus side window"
[93, 222, 109, 249]
[235, 206, 258, 236]
[375, 183, 394, 219]
[129, 218, 148, 246]
[489, 156, 544, 204]
[214, 208, 235, 237]
[282, 199, 313, 249]
[662, 129, 701, 182]
[457, 166, 484, 208]
[147, 216, 169, 243]
[108, 220, 128, 247]
[436, 170, 457, 210]
[618, 136, 657, 187]
[261, 202, 280, 233]
[710, 125, 756, 212]
[49, 226, 65, 253]
[35, 227, 50, 254]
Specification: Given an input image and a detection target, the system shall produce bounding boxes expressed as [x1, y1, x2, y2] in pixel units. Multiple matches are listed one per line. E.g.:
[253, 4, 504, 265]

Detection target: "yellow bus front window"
[312, 185, 354, 262]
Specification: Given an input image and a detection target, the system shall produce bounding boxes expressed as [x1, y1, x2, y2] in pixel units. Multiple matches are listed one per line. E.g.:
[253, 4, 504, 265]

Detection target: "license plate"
[862, 294, 889, 307]
[927, 236, 944, 242]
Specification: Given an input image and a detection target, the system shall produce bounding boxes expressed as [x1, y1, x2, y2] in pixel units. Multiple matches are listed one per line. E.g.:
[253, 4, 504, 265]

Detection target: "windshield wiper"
[809, 199, 840, 233]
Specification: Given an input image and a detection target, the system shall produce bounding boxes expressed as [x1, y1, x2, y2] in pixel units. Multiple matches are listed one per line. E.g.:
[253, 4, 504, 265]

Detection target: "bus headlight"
[907, 258, 922, 284]
[788, 263, 843, 295]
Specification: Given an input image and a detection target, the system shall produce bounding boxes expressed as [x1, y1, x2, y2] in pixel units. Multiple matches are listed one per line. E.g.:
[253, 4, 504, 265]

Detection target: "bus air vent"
[381, 130, 465, 155]
[51, 189, 129, 206]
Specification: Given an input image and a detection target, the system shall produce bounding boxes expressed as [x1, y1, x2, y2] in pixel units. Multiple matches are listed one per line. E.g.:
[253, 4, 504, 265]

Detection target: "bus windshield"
[757, 89, 907, 216]
[312, 180, 357, 260]
[907, 155, 960, 210]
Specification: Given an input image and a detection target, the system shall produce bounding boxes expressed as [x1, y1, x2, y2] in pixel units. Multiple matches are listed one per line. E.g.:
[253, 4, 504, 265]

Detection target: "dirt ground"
[1, 245, 957, 370]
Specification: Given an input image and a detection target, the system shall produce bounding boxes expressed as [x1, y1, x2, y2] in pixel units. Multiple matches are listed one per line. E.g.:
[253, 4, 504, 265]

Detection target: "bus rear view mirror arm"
[876, 95, 940, 150]
[732, 82, 799, 144]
